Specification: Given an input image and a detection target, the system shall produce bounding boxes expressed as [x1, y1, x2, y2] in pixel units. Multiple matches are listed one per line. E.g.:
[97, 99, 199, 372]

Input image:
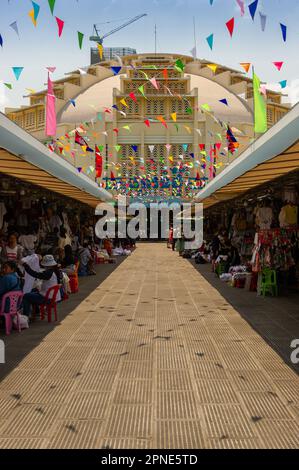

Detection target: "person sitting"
[21, 255, 62, 318]
[78, 243, 95, 276]
[1, 233, 23, 265]
[0, 261, 22, 312]
[61, 244, 76, 275]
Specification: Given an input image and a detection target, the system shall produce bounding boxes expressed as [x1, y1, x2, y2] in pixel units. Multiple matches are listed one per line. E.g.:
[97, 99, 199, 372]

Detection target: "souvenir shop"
[0, 173, 94, 251]
[203, 170, 299, 296]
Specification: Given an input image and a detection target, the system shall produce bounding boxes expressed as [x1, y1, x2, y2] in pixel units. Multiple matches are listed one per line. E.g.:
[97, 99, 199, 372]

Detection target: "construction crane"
[90, 14, 147, 46]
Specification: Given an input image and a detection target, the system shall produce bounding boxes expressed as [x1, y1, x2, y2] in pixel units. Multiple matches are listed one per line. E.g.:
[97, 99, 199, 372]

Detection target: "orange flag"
[240, 63, 251, 73]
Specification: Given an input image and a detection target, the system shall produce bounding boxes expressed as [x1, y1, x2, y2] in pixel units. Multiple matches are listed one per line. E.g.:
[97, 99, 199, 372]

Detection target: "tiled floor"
[0, 243, 298, 449]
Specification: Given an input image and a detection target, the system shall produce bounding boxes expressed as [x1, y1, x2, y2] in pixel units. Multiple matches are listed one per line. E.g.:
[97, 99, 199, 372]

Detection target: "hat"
[40, 255, 57, 267]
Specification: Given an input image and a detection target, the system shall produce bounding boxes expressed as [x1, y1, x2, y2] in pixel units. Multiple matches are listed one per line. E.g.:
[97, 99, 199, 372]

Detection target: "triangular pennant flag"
[28, 9, 37, 27]
[171, 113, 177, 122]
[120, 98, 128, 107]
[174, 59, 185, 72]
[70, 99, 76, 107]
[47, 67, 56, 73]
[97, 43, 103, 60]
[111, 66, 121, 75]
[115, 145, 121, 152]
[259, 12, 267, 31]
[131, 145, 138, 153]
[48, 0, 56, 15]
[240, 62, 251, 73]
[248, 0, 258, 21]
[12, 67, 24, 81]
[144, 119, 150, 127]
[273, 61, 284, 71]
[279, 80, 287, 89]
[77, 167, 82, 173]
[236, 0, 245, 16]
[163, 69, 168, 80]
[201, 103, 211, 111]
[55, 17, 64, 37]
[78, 31, 84, 49]
[253, 73, 267, 134]
[280, 23, 287, 42]
[149, 145, 155, 153]
[206, 34, 214, 50]
[9, 21, 19, 37]
[138, 85, 147, 98]
[207, 64, 217, 73]
[149, 77, 159, 90]
[219, 98, 228, 106]
[129, 92, 137, 102]
[0, 35, 3, 47]
[4, 83, 12, 90]
[32, 2, 40, 22]
[226, 18, 235, 37]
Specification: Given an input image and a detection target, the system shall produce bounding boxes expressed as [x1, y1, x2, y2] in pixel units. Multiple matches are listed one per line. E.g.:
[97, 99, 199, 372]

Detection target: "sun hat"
[40, 254, 57, 267]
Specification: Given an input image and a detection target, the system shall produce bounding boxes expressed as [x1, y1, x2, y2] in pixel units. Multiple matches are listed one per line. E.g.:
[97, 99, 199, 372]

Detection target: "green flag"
[48, 0, 56, 15]
[253, 72, 267, 134]
[78, 31, 84, 49]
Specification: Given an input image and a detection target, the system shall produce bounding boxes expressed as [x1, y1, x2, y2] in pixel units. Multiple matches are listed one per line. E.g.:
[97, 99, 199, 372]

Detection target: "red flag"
[110, 171, 115, 180]
[273, 61, 284, 71]
[144, 119, 150, 127]
[95, 145, 103, 178]
[163, 69, 168, 80]
[55, 17, 64, 37]
[226, 17, 235, 37]
[129, 92, 137, 102]
[46, 72, 56, 136]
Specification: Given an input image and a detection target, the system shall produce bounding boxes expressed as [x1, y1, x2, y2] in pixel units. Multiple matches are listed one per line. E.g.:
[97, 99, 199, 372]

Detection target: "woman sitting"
[22, 255, 62, 317]
[0, 261, 21, 312]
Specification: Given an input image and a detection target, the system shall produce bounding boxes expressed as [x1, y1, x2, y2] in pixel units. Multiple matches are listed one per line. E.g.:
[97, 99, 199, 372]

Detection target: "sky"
[1, 0, 299, 110]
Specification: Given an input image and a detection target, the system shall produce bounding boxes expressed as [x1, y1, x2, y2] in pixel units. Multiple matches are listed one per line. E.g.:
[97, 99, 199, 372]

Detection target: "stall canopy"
[0, 112, 112, 208]
[196, 102, 299, 208]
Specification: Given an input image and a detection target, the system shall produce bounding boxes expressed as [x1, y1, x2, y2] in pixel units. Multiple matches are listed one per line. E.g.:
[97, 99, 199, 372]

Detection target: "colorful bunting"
[236, 0, 245, 16]
[240, 62, 251, 73]
[111, 66, 122, 75]
[149, 77, 159, 90]
[279, 80, 287, 89]
[219, 98, 228, 106]
[48, 0, 56, 15]
[12, 67, 24, 80]
[175, 59, 185, 72]
[253, 72, 267, 134]
[97, 44, 103, 60]
[9, 21, 19, 37]
[259, 12, 267, 31]
[129, 92, 137, 102]
[46, 72, 56, 136]
[78, 31, 84, 49]
[248, 0, 259, 21]
[280, 23, 287, 42]
[273, 61, 284, 71]
[206, 34, 214, 50]
[207, 64, 217, 73]
[55, 17, 65, 37]
[226, 18, 235, 37]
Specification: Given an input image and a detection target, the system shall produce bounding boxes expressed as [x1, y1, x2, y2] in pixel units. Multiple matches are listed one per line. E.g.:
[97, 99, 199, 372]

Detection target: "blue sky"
[1, 0, 299, 110]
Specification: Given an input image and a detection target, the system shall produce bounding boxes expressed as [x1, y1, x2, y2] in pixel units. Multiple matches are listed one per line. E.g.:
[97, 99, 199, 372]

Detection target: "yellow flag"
[120, 98, 128, 108]
[207, 64, 218, 74]
[97, 44, 103, 60]
[171, 112, 177, 122]
[28, 9, 37, 27]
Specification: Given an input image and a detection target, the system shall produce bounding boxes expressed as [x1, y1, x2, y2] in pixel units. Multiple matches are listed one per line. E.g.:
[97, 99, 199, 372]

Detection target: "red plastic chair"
[0, 291, 23, 335]
[40, 285, 61, 323]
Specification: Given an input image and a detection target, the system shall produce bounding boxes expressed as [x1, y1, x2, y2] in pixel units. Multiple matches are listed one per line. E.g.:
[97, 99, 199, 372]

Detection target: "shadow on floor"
[0, 258, 125, 382]
[190, 260, 299, 375]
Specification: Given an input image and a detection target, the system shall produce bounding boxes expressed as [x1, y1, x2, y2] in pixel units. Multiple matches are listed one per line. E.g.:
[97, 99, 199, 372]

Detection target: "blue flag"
[280, 23, 287, 42]
[248, 0, 258, 21]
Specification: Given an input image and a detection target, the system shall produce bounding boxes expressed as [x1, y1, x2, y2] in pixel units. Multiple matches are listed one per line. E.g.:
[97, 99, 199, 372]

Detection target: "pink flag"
[236, 0, 245, 16]
[55, 17, 64, 37]
[46, 72, 56, 136]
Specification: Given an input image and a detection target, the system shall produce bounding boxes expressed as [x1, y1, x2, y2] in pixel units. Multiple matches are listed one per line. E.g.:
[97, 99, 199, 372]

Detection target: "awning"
[195, 102, 299, 208]
[0, 112, 112, 208]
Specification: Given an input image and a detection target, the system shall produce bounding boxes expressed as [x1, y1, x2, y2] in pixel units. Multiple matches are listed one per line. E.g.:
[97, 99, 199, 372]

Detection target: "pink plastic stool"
[0, 291, 23, 335]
